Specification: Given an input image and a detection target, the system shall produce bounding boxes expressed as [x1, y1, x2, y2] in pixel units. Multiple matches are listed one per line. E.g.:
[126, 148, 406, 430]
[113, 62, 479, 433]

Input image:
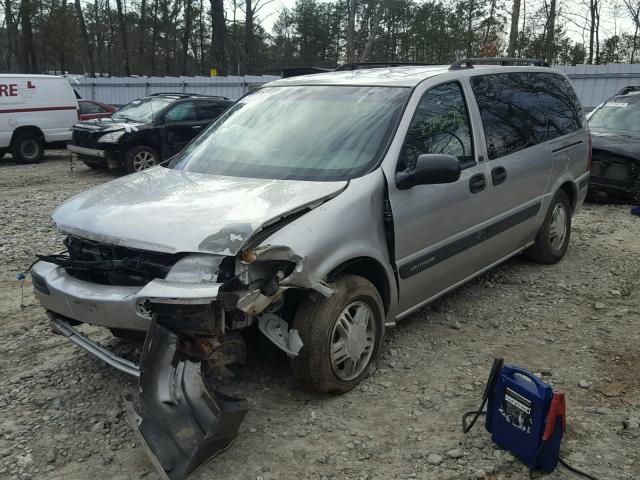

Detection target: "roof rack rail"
[449, 57, 549, 70]
[335, 62, 435, 71]
[147, 92, 229, 100]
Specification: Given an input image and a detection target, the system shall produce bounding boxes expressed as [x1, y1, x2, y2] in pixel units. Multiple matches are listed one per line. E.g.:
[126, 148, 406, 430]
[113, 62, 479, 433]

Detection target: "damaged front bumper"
[49, 313, 248, 479]
[125, 320, 248, 480]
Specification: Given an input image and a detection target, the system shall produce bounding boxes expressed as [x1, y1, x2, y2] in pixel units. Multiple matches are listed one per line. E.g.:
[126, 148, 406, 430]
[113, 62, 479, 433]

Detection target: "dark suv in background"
[68, 93, 233, 172]
[588, 86, 640, 201]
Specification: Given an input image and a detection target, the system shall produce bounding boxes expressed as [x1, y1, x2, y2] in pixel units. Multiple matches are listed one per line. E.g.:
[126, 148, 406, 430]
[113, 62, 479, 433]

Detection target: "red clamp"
[542, 392, 566, 441]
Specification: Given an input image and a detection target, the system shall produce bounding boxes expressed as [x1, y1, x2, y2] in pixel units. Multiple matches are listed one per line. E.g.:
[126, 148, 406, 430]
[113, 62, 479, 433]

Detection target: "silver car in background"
[31, 58, 590, 479]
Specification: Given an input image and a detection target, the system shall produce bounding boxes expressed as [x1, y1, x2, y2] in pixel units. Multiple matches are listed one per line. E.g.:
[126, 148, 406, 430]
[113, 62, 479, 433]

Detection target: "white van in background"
[0, 74, 78, 163]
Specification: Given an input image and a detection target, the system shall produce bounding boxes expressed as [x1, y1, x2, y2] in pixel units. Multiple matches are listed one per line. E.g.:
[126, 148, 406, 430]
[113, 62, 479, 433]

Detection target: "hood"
[591, 130, 640, 162]
[53, 167, 347, 255]
[74, 116, 147, 133]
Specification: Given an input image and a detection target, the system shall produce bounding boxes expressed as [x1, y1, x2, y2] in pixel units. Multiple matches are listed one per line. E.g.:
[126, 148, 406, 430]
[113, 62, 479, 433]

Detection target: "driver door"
[387, 80, 497, 316]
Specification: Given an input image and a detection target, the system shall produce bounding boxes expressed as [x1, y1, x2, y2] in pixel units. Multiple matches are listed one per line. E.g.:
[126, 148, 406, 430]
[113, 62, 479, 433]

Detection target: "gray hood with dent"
[53, 167, 347, 255]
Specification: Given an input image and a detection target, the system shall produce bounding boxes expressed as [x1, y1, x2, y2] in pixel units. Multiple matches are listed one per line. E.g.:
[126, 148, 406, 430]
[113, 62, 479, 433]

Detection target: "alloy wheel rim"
[132, 151, 156, 171]
[21, 140, 38, 159]
[549, 203, 567, 250]
[330, 300, 375, 381]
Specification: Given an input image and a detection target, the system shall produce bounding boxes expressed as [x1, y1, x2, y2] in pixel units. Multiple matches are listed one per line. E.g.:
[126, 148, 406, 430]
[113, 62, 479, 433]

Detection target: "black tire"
[81, 158, 108, 170]
[526, 190, 572, 264]
[291, 274, 385, 394]
[0, 149, 6, 159]
[124, 145, 159, 173]
[11, 131, 44, 163]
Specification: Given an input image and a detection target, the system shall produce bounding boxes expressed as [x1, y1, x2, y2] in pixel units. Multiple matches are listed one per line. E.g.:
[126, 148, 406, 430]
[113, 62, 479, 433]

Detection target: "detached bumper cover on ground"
[125, 320, 248, 480]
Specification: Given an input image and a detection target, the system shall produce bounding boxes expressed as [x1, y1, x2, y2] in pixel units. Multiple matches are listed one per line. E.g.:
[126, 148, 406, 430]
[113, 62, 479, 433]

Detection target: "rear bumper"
[32, 260, 222, 331]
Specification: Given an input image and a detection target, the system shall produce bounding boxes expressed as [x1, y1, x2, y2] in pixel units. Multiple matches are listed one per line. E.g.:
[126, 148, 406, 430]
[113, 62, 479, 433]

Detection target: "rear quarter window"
[471, 72, 583, 160]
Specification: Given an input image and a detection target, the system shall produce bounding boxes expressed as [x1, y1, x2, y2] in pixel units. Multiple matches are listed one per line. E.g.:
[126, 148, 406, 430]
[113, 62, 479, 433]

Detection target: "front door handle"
[492, 166, 507, 185]
[192, 125, 203, 130]
[469, 174, 486, 193]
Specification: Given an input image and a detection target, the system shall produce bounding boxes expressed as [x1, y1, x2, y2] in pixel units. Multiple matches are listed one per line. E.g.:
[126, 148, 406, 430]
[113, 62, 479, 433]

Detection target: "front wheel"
[124, 145, 159, 173]
[526, 190, 571, 264]
[291, 274, 385, 394]
[11, 132, 44, 163]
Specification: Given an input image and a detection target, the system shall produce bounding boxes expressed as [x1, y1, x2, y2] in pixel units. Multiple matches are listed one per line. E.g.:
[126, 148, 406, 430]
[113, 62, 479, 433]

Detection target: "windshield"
[112, 97, 174, 123]
[169, 85, 410, 181]
[589, 98, 640, 134]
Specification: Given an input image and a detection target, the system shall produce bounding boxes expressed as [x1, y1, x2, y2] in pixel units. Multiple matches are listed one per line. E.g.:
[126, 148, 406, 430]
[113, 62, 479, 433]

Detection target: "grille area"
[61, 235, 184, 286]
[72, 128, 101, 148]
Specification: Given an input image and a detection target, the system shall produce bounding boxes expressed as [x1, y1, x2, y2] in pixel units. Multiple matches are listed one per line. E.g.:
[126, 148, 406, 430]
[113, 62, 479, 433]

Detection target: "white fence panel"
[73, 75, 280, 105]
[554, 64, 640, 109]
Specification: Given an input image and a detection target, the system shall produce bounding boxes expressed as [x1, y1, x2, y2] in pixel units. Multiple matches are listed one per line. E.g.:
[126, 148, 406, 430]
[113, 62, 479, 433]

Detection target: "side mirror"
[395, 153, 462, 190]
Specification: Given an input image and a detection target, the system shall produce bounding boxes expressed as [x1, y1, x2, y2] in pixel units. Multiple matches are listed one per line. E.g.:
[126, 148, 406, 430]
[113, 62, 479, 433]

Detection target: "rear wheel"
[526, 190, 571, 264]
[291, 274, 384, 394]
[11, 131, 44, 163]
[0, 149, 6, 159]
[124, 145, 159, 173]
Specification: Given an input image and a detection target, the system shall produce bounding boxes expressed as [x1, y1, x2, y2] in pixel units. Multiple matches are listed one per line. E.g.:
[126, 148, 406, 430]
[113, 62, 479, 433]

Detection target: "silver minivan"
[32, 59, 590, 479]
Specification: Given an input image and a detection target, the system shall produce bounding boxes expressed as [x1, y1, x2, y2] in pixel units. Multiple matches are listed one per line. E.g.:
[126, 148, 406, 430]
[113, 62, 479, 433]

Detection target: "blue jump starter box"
[485, 362, 566, 472]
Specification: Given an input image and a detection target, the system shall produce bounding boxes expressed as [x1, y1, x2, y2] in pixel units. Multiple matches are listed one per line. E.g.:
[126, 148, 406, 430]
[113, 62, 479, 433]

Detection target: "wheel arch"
[327, 256, 392, 315]
[10, 125, 44, 145]
[559, 181, 577, 212]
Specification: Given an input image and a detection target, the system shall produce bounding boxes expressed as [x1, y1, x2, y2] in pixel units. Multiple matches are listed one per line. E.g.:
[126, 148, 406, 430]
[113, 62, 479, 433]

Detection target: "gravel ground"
[1, 151, 639, 480]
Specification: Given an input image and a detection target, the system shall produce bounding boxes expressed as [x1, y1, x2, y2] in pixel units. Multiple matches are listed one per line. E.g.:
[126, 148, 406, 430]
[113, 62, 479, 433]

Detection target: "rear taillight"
[587, 132, 592, 171]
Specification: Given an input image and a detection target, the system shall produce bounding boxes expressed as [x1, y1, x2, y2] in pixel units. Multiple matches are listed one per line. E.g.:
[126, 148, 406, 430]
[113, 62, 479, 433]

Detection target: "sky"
[252, 0, 638, 47]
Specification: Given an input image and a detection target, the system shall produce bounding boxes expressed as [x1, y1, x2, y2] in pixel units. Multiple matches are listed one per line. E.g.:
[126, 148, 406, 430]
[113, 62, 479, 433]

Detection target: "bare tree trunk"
[507, 0, 520, 57]
[19, 0, 37, 72]
[245, 0, 252, 74]
[346, 0, 356, 62]
[210, 0, 226, 75]
[138, 0, 147, 72]
[115, 0, 131, 75]
[75, 0, 96, 75]
[544, 0, 556, 63]
[483, 0, 497, 48]
[632, 23, 638, 63]
[181, 0, 192, 75]
[95, 0, 105, 74]
[588, 0, 596, 63]
[150, 0, 159, 74]
[359, 1, 381, 62]
[595, 2, 600, 63]
[199, 0, 205, 75]
[466, 0, 475, 57]
[3, 0, 19, 70]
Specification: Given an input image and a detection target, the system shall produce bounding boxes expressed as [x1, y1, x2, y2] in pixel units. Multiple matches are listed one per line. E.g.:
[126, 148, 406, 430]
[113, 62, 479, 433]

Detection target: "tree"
[211, 0, 226, 74]
[507, 0, 521, 56]
[115, 0, 130, 75]
[75, 0, 96, 75]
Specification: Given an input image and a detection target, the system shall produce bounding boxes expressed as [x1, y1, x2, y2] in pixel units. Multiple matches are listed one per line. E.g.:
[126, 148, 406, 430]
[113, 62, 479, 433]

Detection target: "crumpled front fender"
[125, 320, 248, 480]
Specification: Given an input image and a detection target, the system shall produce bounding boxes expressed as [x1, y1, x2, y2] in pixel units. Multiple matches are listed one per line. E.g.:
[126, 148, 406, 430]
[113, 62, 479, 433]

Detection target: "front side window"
[398, 82, 475, 172]
[164, 101, 197, 123]
[170, 85, 410, 181]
